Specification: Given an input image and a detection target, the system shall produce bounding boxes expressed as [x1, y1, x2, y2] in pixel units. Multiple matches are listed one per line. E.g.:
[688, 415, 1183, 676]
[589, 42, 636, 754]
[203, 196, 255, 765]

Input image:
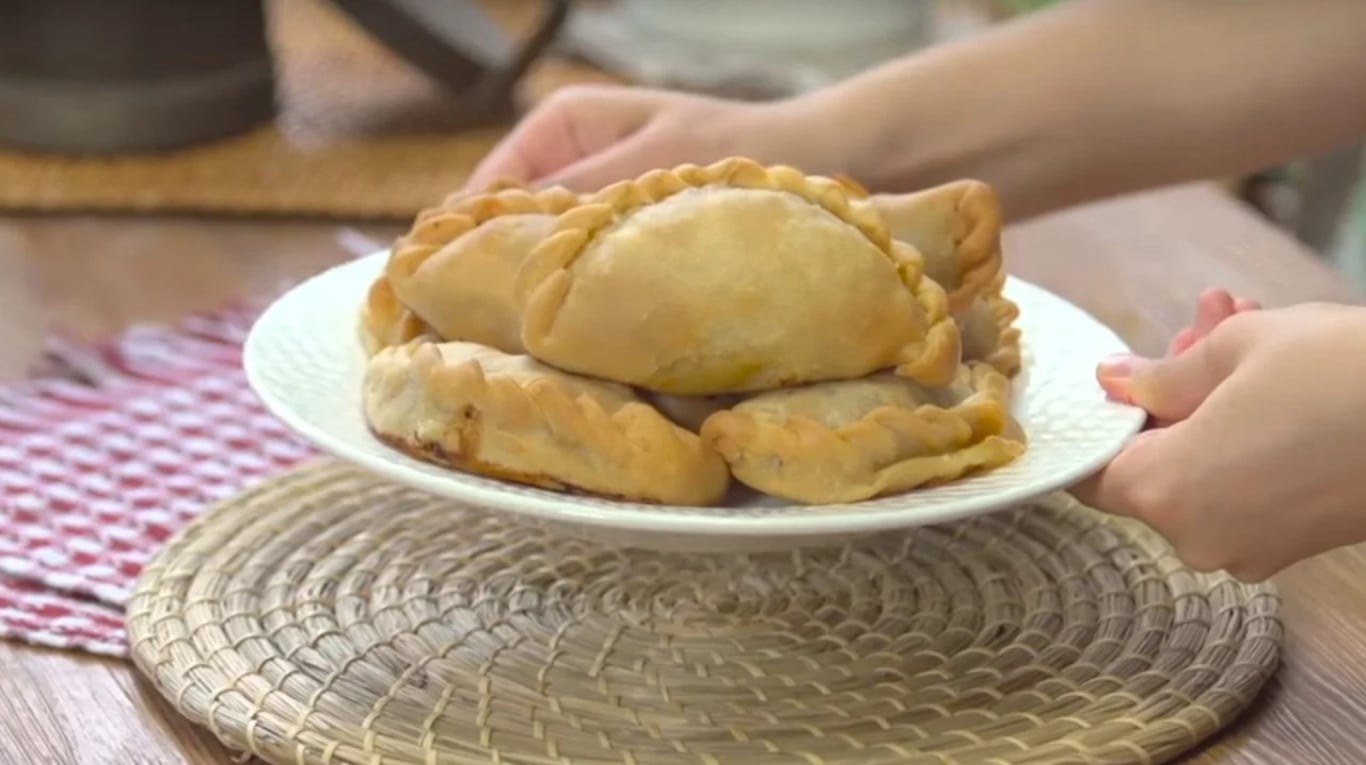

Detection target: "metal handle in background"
[330, 0, 572, 126]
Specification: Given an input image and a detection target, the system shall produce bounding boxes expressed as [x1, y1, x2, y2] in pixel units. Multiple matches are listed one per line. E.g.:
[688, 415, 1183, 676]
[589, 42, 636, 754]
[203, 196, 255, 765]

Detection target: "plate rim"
[244, 251, 1146, 538]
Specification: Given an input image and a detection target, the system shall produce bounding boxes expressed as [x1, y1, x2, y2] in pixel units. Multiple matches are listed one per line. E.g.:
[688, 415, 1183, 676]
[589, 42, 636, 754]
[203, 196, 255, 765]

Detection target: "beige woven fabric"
[0, 0, 615, 219]
[127, 460, 1281, 765]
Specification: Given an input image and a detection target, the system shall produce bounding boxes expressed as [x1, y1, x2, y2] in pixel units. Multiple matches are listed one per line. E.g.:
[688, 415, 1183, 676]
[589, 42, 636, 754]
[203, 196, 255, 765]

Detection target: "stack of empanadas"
[359, 157, 1026, 506]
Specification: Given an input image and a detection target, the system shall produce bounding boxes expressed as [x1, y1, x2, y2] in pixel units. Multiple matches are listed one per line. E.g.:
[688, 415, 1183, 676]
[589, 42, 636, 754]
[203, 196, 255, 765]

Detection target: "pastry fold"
[866, 180, 1004, 314]
[957, 270, 1023, 377]
[868, 180, 1022, 376]
[358, 274, 432, 357]
[514, 157, 961, 395]
[699, 363, 1024, 504]
[384, 185, 579, 354]
[363, 340, 731, 505]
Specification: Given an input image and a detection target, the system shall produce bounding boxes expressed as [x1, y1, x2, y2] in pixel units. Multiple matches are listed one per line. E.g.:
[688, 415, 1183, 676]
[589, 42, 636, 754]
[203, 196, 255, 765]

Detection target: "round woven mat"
[127, 460, 1281, 765]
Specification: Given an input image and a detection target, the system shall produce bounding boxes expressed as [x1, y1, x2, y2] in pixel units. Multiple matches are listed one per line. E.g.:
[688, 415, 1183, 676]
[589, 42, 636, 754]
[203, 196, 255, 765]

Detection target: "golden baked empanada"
[866, 180, 1004, 313]
[699, 363, 1024, 504]
[958, 271, 1023, 377]
[363, 339, 731, 505]
[358, 275, 432, 356]
[385, 185, 579, 354]
[515, 157, 961, 395]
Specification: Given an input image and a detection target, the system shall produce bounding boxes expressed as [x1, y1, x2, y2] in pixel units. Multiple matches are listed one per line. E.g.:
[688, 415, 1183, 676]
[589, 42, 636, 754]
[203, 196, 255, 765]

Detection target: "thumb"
[1096, 333, 1239, 423]
[1071, 415, 1204, 522]
[1070, 428, 1171, 518]
[539, 128, 662, 192]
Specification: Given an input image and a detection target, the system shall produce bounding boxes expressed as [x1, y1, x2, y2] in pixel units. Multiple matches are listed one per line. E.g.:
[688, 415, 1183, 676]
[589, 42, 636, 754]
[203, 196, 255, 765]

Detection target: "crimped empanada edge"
[358, 274, 433, 357]
[363, 339, 733, 506]
[869, 179, 1006, 314]
[698, 362, 1024, 503]
[385, 183, 580, 287]
[963, 269, 1024, 378]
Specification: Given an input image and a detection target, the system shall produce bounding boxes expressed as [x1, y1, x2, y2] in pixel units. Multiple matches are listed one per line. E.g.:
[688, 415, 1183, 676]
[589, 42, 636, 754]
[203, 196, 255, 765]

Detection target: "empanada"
[958, 271, 1023, 377]
[514, 157, 961, 395]
[363, 339, 731, 505]
[409, 177, 534, 223]
[385, 185, 579, 354]
[699, 363, 1025, 504]
[866, 180, 1004, 314]
[358, 275, 432, 356]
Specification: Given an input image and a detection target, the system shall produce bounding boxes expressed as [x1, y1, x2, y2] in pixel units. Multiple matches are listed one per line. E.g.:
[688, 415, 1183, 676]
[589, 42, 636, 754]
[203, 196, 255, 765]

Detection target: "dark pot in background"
[0, 0, 277, 154]
[0, 0, 572, 156]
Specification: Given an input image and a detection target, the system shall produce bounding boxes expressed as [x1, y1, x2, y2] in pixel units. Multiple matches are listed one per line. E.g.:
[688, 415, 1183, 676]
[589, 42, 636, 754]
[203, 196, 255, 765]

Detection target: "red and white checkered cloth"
[0, 305, 319, 656]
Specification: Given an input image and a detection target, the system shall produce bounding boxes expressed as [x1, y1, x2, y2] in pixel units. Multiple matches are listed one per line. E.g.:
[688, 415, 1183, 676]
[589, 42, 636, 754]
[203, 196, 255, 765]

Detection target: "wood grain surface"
[2, 184, 1366, 764]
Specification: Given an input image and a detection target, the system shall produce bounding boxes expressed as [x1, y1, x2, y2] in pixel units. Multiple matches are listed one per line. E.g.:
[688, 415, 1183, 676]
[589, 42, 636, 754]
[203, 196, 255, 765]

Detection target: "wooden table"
[1, 184, 1364, 764]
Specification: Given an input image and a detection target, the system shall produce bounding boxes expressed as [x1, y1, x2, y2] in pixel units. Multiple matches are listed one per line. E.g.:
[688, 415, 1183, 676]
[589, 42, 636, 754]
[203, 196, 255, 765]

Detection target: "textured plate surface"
[243, 251, 1145, 547]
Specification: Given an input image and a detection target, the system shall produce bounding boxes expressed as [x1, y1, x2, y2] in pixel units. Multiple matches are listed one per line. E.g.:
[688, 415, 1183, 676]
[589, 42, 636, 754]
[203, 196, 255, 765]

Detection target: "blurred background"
[0, 0, 1361, 284]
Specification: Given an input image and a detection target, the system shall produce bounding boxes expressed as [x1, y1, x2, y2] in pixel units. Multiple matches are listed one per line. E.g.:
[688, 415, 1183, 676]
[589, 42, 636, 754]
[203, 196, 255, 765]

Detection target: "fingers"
[1166, 327, 1198, 356]
[1165, 290, 1262, 358]
[466, 85, 675, 192]
[1070, 421, 1241, 575]
[466, 100, 571, 190]
[1098, 315, 1251, 421]
[1095, 349, 1220, 423]
[540, 127, 662, 191]
[1193, 288, 1236, 338]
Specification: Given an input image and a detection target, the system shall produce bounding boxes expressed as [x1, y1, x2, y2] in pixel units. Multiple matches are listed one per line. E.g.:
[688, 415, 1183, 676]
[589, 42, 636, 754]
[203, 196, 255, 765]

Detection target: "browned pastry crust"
[699, 362, 1024, 504]
[363, 339, 732, 505]
[514, 157, 962, 395]
[384, 185, 580, 354]
[866, 180, 1005, 314]
[413, 177, 533, 223]
[358, 275, 432, 356]
[831, 173, 870, 198]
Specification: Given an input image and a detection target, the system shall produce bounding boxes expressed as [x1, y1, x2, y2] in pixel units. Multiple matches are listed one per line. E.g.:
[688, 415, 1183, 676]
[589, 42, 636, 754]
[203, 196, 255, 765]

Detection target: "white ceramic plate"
[244, 251, 1145, 552]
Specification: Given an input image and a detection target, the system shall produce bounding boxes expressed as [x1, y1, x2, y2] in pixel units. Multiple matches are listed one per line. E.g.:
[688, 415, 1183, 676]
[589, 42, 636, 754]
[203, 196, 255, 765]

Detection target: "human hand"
[465, 85, 850, 193]
[1073, 295, 1366, 581]
[1164, 288, 1261, 358]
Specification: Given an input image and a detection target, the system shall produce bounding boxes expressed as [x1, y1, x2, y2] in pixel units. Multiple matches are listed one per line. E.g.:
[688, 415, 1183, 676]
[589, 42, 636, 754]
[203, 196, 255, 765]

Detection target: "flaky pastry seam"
[943, 180, 1006, 313]
[386, 185, 580, 287]
[367, 339, 730, 504]
[518, 157, 896, 294]
[889, 242, 961, 387]
[868, 180, 1005, 315]
[358, 274, 434, 356]
[699, 362, 1022, 503]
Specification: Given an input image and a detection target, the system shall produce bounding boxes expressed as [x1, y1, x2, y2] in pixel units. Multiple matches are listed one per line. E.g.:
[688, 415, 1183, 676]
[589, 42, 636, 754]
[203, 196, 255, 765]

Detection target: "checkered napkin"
[0, 306, 318, 656]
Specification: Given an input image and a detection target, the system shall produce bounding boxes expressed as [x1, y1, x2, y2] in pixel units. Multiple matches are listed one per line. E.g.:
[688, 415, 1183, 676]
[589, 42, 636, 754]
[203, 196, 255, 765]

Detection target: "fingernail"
[1097, 353, 1149, 379]
[1098, 375, 1136, 404]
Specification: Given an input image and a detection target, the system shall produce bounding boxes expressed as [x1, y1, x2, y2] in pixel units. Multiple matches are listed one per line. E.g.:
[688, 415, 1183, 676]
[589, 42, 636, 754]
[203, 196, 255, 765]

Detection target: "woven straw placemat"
[127, 460, 1281, 765]
[0, 0, 618, 219]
